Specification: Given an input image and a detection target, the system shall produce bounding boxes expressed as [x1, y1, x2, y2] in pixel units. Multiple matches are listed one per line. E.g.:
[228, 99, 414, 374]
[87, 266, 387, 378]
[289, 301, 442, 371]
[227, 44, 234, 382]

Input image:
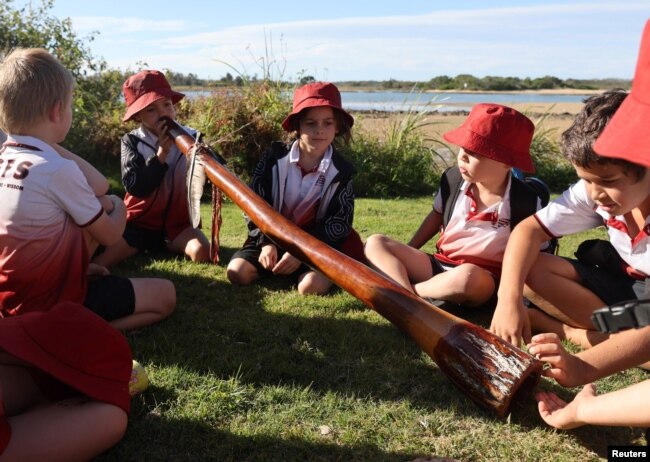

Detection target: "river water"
[185, 89, 591, 113]
[339, 91, 590, 112]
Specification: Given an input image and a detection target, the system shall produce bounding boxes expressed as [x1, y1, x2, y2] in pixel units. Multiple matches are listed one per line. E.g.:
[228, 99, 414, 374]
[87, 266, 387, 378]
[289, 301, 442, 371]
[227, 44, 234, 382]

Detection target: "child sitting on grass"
[0, 48, 175, 330]
[0, 302, 132, 461]
[92, 70, 211, 268]
[491, 90, 650, 349]
[227, 82, 363, 295]
[364, 104, 542, 310]
[526, 19, 650, 432]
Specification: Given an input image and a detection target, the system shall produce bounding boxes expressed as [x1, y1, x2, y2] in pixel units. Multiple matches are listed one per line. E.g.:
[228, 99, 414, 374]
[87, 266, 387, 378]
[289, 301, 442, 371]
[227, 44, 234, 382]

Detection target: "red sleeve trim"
[79, 207, 103, 228]
[533, 213, 560, 239]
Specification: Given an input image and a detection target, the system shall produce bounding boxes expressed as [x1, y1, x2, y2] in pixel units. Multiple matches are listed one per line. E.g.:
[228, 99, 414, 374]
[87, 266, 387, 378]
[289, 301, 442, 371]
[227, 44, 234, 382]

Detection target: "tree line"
[172, 73, 631, 92]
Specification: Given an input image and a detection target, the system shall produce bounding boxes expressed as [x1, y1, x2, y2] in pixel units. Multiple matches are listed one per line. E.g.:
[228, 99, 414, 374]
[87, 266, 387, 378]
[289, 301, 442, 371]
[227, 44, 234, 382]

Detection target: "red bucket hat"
[281, 82, 354, 131]
[594, 20, 650, 167]
[122, 70, 185, 122]
[443, 103, 535, 173]
[0, 302, 132, 413]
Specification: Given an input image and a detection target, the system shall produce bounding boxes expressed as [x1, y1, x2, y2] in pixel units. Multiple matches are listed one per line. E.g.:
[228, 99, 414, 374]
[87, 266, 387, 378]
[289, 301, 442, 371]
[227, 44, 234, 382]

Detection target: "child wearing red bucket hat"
[92, 69, 211, 269]
[227, 82, 363, 295]
[0, 49, 175, 330]
[508, 20, 650, 432]
[365, 103, 543, 312]
[0, 302, 131, 459]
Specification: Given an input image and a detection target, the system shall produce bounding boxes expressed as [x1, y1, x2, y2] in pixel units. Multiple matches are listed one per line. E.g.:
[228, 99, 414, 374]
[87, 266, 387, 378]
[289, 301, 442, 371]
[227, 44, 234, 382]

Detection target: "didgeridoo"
[164, 118, 543, 417]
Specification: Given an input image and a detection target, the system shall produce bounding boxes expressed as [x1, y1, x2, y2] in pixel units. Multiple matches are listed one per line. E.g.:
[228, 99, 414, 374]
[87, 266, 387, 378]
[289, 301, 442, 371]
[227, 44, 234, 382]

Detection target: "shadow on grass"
[98, 393, 428, 462]
[111, 252, 645, 458]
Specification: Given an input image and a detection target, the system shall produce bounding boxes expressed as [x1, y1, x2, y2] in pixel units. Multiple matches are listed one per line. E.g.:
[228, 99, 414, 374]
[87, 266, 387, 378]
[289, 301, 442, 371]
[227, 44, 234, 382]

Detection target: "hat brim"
[123, 90, 185, 122]
[281, 98, 354, 131]
[444, 127, 535, 173]
[593, 92, 650, 168]
[0, 303, 132, 413]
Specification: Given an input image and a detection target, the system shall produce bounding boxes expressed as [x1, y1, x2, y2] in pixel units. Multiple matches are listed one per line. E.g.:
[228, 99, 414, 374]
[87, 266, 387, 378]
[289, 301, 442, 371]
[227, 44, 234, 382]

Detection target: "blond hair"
[0, 48, 75, 134]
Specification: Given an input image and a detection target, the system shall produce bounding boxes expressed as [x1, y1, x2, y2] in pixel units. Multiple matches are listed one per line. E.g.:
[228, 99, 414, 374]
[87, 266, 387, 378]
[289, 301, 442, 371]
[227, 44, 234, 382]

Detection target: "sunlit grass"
[98, 199, 646, 462]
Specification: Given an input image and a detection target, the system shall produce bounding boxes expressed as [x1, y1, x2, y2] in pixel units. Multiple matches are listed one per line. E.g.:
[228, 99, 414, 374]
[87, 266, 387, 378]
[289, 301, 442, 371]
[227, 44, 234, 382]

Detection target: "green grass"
[99, 198, 647, 462]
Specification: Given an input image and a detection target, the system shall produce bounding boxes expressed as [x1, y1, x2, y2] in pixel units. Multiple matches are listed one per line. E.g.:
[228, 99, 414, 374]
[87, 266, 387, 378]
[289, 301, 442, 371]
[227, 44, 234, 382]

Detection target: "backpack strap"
[508, 176, 539, 230]
[440, 167, 539, 230]
[440, 166, 464, 228]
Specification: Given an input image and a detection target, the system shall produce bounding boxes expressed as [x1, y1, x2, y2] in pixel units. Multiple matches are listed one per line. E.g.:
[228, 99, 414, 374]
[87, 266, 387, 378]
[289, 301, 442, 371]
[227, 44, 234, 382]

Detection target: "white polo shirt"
[433, 176, 516, 275]
[0, 135, 102, 315]
[535, 180, 650, 278]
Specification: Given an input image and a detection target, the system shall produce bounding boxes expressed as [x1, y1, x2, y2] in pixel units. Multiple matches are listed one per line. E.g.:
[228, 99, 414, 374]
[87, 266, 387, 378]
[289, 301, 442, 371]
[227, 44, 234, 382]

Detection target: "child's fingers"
[530, 332, 561, 344]
[528, 341, 563, 358]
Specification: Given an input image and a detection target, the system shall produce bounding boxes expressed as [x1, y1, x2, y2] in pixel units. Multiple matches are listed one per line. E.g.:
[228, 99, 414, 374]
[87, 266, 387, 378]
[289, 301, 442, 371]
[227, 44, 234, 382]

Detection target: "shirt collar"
[288, 140, 333, 170]
[4, 134, 51, 152]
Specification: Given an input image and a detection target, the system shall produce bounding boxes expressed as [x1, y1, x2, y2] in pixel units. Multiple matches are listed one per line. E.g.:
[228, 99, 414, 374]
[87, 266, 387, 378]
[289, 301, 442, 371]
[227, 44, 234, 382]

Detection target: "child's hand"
[535, 383, 596, 430]
[272, 252, 301, 275]
[490, 299, 531, 347]
[527, 333, 585, 387]
[259, 244, 278, 270]
[154, 118, 174, 162]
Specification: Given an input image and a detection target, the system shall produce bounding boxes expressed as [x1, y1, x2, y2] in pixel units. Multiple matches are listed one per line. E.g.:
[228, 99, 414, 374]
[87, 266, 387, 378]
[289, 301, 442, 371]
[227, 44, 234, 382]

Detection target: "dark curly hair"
[561, 89, 645, 180]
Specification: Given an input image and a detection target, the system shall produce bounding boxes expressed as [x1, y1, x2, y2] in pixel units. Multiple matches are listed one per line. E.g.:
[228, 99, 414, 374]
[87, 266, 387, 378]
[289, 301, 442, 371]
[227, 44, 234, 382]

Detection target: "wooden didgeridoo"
[164, 118, 543, 417]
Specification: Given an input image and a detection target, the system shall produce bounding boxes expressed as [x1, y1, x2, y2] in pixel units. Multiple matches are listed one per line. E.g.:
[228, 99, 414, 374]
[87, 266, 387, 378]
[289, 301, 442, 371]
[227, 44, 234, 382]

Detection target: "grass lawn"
[99, 197, 647, 462]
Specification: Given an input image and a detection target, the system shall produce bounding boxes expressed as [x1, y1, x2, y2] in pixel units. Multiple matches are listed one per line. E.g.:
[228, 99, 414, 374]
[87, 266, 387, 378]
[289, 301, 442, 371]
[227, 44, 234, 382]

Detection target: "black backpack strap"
[440, 166, 464, 228]
[508, 176, 539, 230]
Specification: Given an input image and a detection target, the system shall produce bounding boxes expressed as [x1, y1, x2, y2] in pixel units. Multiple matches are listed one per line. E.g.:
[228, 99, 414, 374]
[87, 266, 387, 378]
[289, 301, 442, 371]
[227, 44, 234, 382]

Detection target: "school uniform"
[0, 135, 135, 320]
[121, 125, 195, 250]
[534, 180, 648, 303]
[0, 135, 99, 316]
[231, 140, 363, 274]
[432, 174, 531, 277]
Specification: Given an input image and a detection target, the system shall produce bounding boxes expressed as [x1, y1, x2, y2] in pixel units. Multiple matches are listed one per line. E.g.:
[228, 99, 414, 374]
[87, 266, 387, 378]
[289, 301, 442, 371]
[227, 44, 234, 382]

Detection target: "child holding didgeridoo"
[226, 82, 364, 295]
[0, 48, 175, 330]
[0, 302, 132, 461]
[364, 104, 548, 310]
[524, 19, 650, 432]
[92, 70, 211, 268]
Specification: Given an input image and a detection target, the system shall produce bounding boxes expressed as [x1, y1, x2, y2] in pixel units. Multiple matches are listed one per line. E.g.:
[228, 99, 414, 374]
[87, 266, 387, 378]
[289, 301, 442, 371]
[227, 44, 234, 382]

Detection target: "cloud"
[71, 16, 188, 35]
[67, 1, 647, 80]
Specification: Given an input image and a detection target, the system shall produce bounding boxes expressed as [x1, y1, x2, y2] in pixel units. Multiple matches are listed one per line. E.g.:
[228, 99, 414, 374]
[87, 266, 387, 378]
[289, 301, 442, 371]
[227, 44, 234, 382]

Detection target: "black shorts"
[566, 258, 646, 305]
[123, 223, 167, 253]
[230, 237, 310, 278]
[426, 254, 499, 310]
[84, 275, 136, 321]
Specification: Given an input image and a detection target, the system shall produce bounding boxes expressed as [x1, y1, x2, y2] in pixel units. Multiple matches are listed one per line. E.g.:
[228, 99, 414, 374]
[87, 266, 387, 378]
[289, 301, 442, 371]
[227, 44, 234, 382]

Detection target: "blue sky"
[35, 0, 650, 81]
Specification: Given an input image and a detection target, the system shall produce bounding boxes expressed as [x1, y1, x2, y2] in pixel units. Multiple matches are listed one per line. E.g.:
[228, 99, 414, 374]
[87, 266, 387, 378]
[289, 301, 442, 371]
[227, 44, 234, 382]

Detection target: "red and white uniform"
[433, 176, 518, 276]
[0, 135, 102, 316]
[535, 180, 650, 279]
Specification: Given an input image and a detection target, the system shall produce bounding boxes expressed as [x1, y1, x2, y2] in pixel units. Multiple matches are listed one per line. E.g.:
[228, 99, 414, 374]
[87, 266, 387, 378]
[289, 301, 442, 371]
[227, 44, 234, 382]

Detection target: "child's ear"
[48, 100, 62, 123]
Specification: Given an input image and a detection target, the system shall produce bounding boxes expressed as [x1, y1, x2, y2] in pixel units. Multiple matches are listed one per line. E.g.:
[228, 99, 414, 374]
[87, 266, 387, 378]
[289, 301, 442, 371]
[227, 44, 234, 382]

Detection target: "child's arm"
[536, 380, 650, 429]
[85, 195, 127, 246]
[528, 328, 650, 387]
[407, 209, 443, 249]
[491, 215, 552, 346]
[52, 144, 109, 197]
[121, 134, 167, 197]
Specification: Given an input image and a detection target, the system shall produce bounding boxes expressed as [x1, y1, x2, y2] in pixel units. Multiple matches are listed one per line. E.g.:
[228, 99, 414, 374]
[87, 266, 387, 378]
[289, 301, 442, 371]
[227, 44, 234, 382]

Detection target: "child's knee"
[364, 234, 391, 255]
[157, 280, 176, 317]
[452, 264, 494, 295]
[188, 241, 211, 263]
[226, 260, 257, 286]
[103, 406, 128, 445]
[297, 273, 331, 295]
